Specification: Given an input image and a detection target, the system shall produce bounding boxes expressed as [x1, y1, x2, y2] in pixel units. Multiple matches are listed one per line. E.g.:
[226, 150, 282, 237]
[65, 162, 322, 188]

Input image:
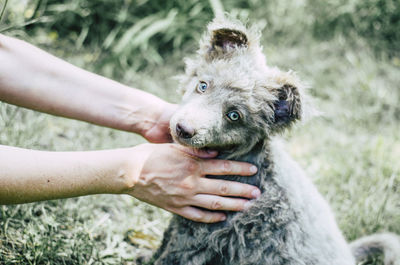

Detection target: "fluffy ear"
[205, 27, 249, 60]
[270, 72, 303, 130]
[273, 84, 301, 126]
[198, 17, 263, 61]
[210, 28, 248, 52]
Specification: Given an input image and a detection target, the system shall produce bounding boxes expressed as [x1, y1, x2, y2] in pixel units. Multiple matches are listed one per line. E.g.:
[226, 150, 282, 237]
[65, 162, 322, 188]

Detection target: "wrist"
[117, 144, 155, 194]
[110, 88, 170, 135]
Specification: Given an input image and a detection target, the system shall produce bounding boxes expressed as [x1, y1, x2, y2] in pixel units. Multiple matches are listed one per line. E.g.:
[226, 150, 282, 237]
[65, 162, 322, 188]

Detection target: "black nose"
[176, 122, 195, 139]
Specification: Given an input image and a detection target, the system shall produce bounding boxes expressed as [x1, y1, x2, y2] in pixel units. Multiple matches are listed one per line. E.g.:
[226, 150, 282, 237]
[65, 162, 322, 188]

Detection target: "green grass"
[1, 1, 399, 264]
[0, 73, 174, 264]
[273, 37, 400, 243]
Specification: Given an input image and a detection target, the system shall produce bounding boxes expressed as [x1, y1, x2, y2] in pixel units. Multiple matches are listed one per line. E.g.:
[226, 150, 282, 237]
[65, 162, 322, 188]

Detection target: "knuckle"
[167, 186, 180, 196]
[211, 200, 223, 210]
[180, 180, 195, 191]
[193, 212, 205, 222]
[186, 161, 199, 173]
[219, 184, 229, 195]
[170, 196, 185, 207]
[222, 161, 231, 173]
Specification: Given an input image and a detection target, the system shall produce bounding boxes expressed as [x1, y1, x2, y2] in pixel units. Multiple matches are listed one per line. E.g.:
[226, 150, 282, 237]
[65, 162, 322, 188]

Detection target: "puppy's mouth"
[172, 133, 239, 154]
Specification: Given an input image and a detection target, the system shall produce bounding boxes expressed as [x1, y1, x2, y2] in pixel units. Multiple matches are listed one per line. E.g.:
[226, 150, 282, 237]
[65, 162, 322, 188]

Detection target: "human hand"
[127, 143, 260, 223]
[142, 103, 178, 143]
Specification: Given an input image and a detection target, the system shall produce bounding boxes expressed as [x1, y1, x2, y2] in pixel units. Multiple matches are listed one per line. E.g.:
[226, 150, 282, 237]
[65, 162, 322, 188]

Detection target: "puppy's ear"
[211, 28, 248, 51]
[273, 83, 301, 127]
[206, 28, 248, 59]
[268, 71, 303, 131]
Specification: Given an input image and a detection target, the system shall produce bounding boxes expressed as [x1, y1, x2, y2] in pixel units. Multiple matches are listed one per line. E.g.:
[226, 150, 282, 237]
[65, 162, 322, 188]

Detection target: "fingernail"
[220, 215, 226, 221]
[244, 201, 253, 210]
[250, 165, 258, 174]
[252, 189, 261, 199]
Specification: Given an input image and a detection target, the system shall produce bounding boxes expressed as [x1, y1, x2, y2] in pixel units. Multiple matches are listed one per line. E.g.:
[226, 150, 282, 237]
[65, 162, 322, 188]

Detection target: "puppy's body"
[151, 17, 400, 265]
[154, 140, 354, 265]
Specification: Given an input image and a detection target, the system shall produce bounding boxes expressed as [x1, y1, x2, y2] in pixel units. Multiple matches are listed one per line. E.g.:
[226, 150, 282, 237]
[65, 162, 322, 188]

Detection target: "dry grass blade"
[0, 0, 7, 22]
[209, 0, 224, 18]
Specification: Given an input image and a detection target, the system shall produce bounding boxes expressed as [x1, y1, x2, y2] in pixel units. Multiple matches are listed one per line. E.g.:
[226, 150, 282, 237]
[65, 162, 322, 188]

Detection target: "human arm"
[0, 143, 259, 223]
[0, 34, 173, 143]
[0, 34, 262, 222]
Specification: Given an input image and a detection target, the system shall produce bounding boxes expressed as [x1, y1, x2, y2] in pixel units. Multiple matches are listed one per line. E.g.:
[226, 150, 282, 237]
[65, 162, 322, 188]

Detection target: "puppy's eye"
[197, 81, 208, 93]
[227, 110, 241, 121]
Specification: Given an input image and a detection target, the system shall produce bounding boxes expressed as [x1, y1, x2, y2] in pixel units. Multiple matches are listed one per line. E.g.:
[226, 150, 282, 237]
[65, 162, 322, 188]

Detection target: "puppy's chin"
[171, 131, 242, 155]
[174, 137, 239, 155]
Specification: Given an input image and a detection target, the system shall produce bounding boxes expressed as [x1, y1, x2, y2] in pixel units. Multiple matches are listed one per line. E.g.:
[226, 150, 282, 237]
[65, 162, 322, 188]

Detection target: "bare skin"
[0, 34, 260, 223]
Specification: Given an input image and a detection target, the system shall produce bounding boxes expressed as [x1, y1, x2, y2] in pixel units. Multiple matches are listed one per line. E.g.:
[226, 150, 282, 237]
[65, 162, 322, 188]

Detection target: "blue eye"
[227, 110, 241, 121]
[197, 81, 208, 93]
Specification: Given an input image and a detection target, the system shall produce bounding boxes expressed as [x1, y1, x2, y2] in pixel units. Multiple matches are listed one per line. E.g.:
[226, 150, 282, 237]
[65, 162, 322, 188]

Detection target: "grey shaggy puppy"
[151, 17, 400, 265]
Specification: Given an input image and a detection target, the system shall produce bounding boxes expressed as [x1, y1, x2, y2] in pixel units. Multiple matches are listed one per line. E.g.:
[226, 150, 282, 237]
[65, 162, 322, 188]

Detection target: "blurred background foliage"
[309, 0, 400, 55]
[0, 0, 399, 264]
[2, 0, 399, 75]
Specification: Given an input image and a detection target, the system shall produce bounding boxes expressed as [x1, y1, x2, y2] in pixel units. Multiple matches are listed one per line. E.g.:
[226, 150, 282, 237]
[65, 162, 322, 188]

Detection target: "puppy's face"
[170, 18, 303, 155]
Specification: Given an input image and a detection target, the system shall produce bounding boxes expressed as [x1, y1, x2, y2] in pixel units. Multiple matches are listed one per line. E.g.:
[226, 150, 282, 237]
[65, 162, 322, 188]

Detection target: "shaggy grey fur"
[150, 17, 400, 265]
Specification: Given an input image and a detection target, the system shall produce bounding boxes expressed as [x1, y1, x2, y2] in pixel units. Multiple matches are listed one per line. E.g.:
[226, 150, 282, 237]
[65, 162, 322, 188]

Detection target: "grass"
[1, 2, 400, 264]
[0, 73, 174, 264]
[273, 37, 400, 243]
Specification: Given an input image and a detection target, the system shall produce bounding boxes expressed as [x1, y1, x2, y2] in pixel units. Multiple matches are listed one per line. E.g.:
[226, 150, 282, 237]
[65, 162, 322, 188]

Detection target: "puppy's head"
[170, 17, 304, 156]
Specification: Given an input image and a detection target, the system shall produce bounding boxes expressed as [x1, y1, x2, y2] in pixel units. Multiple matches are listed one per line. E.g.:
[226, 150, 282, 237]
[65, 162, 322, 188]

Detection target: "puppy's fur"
[151, 17, 400, 265]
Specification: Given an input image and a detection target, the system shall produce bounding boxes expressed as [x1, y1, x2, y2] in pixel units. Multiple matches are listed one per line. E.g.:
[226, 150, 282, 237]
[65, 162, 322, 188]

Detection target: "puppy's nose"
[176, 122, 195, 139]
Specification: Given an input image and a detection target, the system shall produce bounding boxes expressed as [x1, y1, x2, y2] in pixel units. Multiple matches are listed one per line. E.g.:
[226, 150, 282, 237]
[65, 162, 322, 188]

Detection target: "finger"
[190, 194, 251, 212]
[200, 159, 257, 176]
[197, 178, 261, 199]
[164, 133, 174, 143]
[173, 206, 226, 223]
[175, 145, 218, 159]
[151, 132, 173, 143]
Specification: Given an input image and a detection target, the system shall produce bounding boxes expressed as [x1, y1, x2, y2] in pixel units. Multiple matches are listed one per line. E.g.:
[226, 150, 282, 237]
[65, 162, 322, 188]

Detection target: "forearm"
[0, 34, 168, 135]
[0, 142, 260, 222]
[0, 145, 140, 204]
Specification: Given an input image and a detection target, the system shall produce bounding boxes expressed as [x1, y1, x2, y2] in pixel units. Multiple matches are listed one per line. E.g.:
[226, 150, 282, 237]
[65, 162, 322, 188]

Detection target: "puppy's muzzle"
[176, 122, 195, 139]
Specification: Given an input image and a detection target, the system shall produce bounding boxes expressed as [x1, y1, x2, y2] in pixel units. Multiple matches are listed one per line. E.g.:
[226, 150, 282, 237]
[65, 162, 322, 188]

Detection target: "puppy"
[151, 17, 400, 265]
